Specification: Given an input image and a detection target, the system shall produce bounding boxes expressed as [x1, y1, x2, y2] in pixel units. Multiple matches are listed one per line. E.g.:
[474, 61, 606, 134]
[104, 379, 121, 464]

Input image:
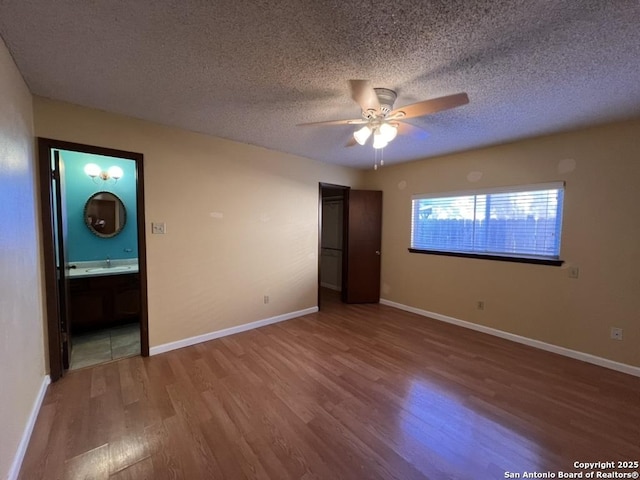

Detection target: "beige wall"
[0, 38, 46, 477]
[363, 120, 640, 368]
[34, 98, 363, 348]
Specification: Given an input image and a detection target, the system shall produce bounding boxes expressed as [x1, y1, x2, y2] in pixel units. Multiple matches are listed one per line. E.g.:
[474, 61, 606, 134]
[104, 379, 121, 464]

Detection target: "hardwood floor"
[20, 290, 640, 479]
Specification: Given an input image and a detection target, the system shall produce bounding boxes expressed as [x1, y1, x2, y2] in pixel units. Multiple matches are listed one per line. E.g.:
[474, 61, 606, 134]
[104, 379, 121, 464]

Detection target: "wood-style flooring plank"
[63, 443, 110, 480]
[109, 456, 154, 480]
[19, 289, 640, 480]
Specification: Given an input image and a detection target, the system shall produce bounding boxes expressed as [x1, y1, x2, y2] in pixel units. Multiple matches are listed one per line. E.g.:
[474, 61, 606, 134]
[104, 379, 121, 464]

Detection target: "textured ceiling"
[1, 0, 639, 169]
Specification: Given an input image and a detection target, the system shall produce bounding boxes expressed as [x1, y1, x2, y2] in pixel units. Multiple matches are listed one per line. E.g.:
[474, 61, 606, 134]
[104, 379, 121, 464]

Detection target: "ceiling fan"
[298, 80, 469, 150]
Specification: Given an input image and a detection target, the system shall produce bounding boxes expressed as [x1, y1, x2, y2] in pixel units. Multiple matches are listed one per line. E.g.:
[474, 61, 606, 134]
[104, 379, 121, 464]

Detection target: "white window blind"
[411, 182, 564, 260]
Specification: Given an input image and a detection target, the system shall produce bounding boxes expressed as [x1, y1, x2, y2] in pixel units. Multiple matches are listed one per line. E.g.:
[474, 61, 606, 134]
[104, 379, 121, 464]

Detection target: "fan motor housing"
[374, 88, 397, 116]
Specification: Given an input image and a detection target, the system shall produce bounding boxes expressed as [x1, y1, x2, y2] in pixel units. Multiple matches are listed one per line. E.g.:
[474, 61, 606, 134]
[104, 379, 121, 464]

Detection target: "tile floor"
[70, 322, 140, 370]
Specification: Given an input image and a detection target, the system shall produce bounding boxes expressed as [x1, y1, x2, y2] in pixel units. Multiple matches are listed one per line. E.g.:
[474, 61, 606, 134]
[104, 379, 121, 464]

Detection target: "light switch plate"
[151, 222, 166, 234]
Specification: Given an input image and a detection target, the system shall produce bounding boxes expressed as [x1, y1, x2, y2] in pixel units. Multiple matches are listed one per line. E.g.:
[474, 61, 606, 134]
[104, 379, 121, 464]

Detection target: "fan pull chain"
[373, 147, 384, 170]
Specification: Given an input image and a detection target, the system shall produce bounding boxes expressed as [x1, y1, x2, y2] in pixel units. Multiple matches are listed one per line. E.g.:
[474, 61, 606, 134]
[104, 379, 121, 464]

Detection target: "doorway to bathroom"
[38, 138, 149, 382]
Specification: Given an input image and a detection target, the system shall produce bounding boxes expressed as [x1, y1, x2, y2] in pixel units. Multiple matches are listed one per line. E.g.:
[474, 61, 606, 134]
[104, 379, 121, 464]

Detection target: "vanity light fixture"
[84, 163, 124, 184]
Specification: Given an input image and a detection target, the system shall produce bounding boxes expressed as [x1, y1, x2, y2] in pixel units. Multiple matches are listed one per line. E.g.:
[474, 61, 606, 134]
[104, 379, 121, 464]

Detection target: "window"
[410, 182, 564, 265]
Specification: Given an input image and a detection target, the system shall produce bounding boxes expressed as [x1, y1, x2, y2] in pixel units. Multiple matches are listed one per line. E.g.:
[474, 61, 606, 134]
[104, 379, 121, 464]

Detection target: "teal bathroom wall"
[59, 150, 138, 262]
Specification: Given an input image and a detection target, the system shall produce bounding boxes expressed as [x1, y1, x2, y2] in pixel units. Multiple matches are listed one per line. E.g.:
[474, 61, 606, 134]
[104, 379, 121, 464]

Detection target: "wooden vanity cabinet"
[69, 273, 140, 333]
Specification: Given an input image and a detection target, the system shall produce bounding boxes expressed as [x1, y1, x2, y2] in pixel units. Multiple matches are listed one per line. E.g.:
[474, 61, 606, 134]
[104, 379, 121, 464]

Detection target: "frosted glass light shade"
[372, 130, 388, 149]
[108, 166, 124, 179]
[353, 125, 372, 145]
[379, 122, 398, 142]
[84, 163, 101, 177]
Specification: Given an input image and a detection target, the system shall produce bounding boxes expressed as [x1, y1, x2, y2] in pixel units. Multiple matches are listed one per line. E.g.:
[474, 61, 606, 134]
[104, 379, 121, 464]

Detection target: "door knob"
[375, 251, 381, 255]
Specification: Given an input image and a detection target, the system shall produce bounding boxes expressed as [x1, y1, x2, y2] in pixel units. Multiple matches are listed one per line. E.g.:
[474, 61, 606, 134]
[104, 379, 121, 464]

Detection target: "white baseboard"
[8, 375, 51, 480]
[320, 282, 341, 291]
[150, 306, 319, 356]
[380, 299, 640, 378]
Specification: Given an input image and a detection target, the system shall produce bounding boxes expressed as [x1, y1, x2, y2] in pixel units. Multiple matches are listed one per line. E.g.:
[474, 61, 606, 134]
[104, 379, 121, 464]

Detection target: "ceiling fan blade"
[391, 92, 469, 120]
[397, 121, 430, 141]
[345, 136, 358, 147]
[348, 80, 380, 112]
[297, 118, 367, 127]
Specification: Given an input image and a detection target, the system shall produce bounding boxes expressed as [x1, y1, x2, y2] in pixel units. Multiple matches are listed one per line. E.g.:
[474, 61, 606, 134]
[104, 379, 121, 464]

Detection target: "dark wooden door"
[39, 145, 69, 380]
[343, 190, 382, 303]
[52, 151, 73, 369]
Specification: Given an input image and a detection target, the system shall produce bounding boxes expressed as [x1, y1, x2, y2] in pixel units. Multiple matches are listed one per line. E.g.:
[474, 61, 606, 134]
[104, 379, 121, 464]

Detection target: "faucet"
[106, 256, 111, 268]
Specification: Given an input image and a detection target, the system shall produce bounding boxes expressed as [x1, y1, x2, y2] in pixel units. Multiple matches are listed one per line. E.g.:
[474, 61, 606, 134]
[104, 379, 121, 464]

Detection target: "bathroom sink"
[84, 266, 134, 273]
[67, 261, 139, 278]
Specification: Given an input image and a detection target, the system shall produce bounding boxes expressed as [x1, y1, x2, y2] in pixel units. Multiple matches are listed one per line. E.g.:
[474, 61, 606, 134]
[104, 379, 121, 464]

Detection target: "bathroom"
[56, 148, 141, 369]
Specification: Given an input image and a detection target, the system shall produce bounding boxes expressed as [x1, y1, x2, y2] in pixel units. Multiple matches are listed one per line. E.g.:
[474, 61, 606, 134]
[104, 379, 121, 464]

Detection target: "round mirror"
[84, 191, 126, 238]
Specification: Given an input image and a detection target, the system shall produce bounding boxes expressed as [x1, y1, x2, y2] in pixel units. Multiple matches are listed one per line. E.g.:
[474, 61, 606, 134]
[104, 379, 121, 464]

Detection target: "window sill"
[407, 248, 564, 266]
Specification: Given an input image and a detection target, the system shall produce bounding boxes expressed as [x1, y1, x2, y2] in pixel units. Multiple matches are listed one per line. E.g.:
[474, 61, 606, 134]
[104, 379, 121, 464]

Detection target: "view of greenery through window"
[411, 184, 564, 259]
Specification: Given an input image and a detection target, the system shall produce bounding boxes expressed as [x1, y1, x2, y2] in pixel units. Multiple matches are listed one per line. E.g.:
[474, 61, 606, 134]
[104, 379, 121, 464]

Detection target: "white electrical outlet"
[264, 295, 269, 304]
[568, 267, 579, 279]
[610, 327, 623, 341]
[151, 222, 166, 234]
[476, 300, 485, 311]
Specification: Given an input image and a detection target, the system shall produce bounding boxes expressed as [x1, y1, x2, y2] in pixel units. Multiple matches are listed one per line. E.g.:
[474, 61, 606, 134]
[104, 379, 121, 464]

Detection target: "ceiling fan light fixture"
[372, 129, 388, 149]
[353, 125, 372, 145]
[297, 80, 469, 161]
[378, 122, 398, 143]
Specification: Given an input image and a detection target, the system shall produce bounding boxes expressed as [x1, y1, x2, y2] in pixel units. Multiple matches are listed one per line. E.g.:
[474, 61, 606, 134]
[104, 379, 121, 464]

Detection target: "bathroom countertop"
[67, 260, 139, 279]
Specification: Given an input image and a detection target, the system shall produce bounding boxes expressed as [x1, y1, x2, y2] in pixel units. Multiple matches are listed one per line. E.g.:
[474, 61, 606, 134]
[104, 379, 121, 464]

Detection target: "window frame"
[409, 182, 565, 266]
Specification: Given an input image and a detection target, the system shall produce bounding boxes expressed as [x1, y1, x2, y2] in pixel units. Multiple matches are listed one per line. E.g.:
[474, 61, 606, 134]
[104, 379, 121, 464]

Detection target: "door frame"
[37, 138, 149, 381]
[317, 183, 349, 309]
